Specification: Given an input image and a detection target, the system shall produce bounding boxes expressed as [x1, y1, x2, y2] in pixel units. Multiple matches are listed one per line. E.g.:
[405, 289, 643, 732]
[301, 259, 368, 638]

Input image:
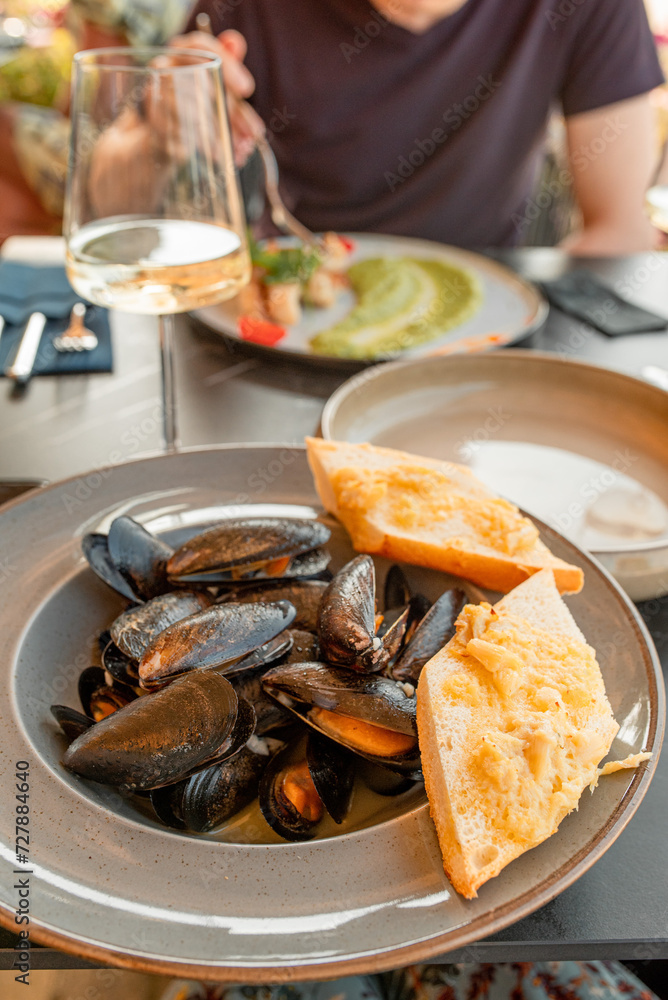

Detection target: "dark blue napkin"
[0, 262, 113, 376]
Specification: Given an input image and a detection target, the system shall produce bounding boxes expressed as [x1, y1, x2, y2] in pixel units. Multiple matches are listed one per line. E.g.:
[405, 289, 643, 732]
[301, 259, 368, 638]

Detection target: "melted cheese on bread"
[417, 570, 619, 898]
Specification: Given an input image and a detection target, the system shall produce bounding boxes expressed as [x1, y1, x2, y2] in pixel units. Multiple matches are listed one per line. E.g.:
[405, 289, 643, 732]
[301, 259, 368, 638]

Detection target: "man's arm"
[562, 93, 659, 255]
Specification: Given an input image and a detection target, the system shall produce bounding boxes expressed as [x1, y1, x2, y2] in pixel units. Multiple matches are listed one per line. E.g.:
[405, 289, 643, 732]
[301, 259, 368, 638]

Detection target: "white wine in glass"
[64, 48, 251, 449]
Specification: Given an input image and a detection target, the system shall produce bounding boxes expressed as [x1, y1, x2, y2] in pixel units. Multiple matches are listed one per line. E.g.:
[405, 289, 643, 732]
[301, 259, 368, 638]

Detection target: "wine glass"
[63, 48, 251, 451]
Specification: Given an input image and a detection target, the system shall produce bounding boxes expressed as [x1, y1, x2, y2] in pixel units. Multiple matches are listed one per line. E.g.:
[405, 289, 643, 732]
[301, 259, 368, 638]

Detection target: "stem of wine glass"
[158, 313, 179, 453]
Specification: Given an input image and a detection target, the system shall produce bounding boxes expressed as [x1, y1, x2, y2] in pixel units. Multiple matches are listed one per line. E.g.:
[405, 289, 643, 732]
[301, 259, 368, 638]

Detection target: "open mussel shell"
[384, 564, 412, 611]
[101, 641, 140, 688]
[262, 662, 420, 775]
[306, 732, 354, 824]
[82, 534, 138, 602]
[64, 671, 252, 792]
[259, 739, 325, 842]
[51, 705, 92, 743]
[78, 666, 136, 721]
[218, 580, 328, 631]
[111, 590, 211, 662]
[356, 759, 417, 797]
[107, 516, 174, 601]
[391, 588, 467, 684]
[138, 600, 296, 690]
[318, 555, 380, 671]
[166, 518, 331, 582]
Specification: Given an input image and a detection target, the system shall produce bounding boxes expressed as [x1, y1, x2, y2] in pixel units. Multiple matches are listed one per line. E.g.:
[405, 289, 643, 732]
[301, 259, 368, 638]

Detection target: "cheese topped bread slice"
[416, 568, 619, 899]
[306, 438, 583, 594]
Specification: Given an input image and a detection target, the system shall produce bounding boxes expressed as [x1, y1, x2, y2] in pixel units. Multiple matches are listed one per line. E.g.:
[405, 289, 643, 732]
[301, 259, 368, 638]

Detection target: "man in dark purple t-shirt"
[179, 0, 663, 252]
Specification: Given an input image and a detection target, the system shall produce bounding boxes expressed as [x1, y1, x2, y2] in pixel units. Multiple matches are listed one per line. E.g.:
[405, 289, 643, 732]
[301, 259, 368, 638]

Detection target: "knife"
[5, 311, 47, 385]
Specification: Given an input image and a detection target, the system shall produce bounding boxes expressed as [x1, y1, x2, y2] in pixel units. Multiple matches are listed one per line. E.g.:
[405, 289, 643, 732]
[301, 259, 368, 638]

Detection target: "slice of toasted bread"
[416, 569, 618, 899]
[306, 438, 583, 594]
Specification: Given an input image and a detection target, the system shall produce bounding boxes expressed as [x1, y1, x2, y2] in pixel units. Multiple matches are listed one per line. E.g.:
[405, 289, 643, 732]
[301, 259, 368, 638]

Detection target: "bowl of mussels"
[54, 514, 469, 842]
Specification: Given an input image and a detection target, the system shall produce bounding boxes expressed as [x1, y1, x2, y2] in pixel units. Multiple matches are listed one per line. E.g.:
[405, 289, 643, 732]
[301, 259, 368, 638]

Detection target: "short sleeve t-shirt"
[188, 0, 664, 246]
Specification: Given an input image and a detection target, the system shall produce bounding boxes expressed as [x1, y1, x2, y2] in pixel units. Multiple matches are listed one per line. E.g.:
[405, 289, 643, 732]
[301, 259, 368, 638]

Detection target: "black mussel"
[82, 534, 138, 602]
[111, 590, 211, 662]
[51, 705, 92, 743]
[64, 671, 252, 791]
[283, 629, 319, 665]
[98, 628, 113, 653]
[167, 518, 330, 583]
[228, 661, 294, 735]
[357, 759, 417, 797]
[262, 662, 420, 774]
[217, 580, 328, 631]
[150, 781, 187, 830]
[318, 555, 380, 671]
[259, 739, 325, 842]
[384, 565, 412, 611]
[306, 732, 354, 824]
[107, 516, 174, 601]
[79, 666, 136, 721]
[391, 589, 466, 684]
[225, 633, 293, 676]
[178, 739, 272, 833]
[138, 600, 296, 690]
[278, 547, 331, 580]
[101, 641, 139, 688]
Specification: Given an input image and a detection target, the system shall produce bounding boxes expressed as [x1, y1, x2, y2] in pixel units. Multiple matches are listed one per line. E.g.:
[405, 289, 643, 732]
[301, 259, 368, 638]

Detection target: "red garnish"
[238, 315, 286, 346]
[339, 237, 355, 253]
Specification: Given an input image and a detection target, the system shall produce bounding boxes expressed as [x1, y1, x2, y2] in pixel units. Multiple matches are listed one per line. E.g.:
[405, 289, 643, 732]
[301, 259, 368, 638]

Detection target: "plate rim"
[191, 234, 548, 369]
[0, 443, 663, 980]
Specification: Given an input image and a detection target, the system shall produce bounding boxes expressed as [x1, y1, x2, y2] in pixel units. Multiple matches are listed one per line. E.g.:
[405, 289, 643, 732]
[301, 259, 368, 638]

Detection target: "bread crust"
[306, 437, 583, 595]
[416, 570, 618, 899]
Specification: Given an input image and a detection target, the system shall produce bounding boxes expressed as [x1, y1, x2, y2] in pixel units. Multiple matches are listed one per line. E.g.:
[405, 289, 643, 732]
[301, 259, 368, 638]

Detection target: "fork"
[53, 303, 98, 352]
[194, 13, 325, 253]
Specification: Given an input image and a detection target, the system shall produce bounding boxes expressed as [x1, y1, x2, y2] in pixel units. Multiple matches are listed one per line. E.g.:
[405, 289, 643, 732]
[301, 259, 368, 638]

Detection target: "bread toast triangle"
[305, 438, 583, 594]
[416, 568, 618, 899]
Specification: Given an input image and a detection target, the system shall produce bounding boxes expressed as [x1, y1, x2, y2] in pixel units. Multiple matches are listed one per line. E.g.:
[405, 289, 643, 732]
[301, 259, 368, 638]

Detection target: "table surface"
[1, 247, 667, 971]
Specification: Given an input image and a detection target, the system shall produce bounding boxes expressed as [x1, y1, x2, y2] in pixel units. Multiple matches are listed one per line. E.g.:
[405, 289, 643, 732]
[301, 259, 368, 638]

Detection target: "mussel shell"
[179, 743, 270, 833]
[51, 705, 92, 743]
[224, 634, 293, 677]
[79, 666, 135, 720]
[318, 555, 378, 671]
[217, 580, 328, 631]
[357, 759, 417, 797]
[107, 516, 174, 601]
[167, 518, 331, 579]
[229, 663, 294, 736]
[111, 590, 211, 662]
[101, 641, 139, 687]
[262, 662, 417, 736]
[82, 534, 138, 602]
[283, 629, 319, 665]
[64, 670, 249, 791]
[306, 732, 354, 824]
[384, 564, 412, 611]
[259, 740, 324, 842]
[150, 781, 187, 830]
[392, 589, 467, 684]
[138, 600, 296, 690]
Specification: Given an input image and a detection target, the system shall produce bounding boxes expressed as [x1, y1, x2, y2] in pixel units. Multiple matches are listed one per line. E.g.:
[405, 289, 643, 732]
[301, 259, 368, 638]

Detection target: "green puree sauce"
[309, 257, 482, 359]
